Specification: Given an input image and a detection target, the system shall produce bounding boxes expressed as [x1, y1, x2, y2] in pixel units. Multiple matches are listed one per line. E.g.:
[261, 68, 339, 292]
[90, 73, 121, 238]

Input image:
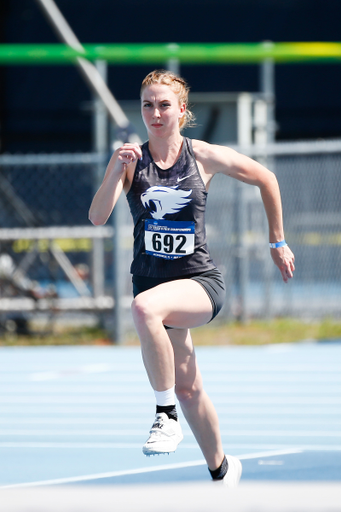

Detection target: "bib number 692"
[152, 233, 186, 254]
[145, 219, 195, 260]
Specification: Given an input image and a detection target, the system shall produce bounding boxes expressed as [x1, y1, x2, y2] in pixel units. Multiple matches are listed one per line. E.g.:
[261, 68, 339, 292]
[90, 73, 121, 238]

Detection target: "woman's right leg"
[131, 278, 213, 392]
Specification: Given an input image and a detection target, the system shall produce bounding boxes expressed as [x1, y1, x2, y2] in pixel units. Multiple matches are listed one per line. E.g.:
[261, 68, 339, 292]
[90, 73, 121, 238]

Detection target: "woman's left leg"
[170, 327, 242, 485]
[169, 327, 225, 471]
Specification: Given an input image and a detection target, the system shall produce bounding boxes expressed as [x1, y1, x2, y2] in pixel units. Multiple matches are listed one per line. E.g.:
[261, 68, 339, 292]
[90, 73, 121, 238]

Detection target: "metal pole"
[112, 194, 125, 344]
[92, 60, 108, 299]
[260, 45, 276, 319]
[110, 119, 127, 345]
[35, 0, 135, 343]
[167, 58, 180, 76]
[260, 49, 276, 144]
[236, 94, 252, 323]
[35, 0, 140, 137]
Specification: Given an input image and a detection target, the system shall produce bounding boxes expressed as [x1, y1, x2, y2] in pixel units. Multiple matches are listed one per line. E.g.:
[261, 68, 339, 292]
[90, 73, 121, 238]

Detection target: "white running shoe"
[142, 412, 183, 456]
[220, 455, 242, 487]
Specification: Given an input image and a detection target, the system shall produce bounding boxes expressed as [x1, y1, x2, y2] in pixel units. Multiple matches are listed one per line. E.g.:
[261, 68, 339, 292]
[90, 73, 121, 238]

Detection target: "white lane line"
[0, 448, 302, 489]
[0, 460, 207, 488]
[0, 429, 340, 437]
[29, 364, 114, 381]
[1, 443, 340, 451]
[0, 419, 150, 425]
[220, 431, 341, 437]
[1, 364, 341, 374]
[0, 430, 148, 436]
[0, 397, 340, 404]
[8, 361, 341, 369]
[0, 418, 339, 426]
[1, 373, 341, 382]
[0, 365, 144, 374]
[203, 367, 341, 373]
[1, 407, 340, 415]
[238, 448, 303, 460]
[0, 397, 154, 404]
[206, 375, 341, 383]
[0, 442, 200, 449]
[0, 442, 148, 448]
[0, 389, 153, 395]
[236, 445, 341, 452]
[1, 370, 340, 381]
[3, 385, 340, 394]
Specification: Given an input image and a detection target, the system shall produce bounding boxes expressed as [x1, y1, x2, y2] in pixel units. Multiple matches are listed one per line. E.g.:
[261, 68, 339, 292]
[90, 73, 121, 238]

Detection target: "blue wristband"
[269, 240, 287, 249]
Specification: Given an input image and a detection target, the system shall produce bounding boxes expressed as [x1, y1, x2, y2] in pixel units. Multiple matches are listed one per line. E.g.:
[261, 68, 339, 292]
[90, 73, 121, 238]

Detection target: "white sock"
[154, 386, 175, 406]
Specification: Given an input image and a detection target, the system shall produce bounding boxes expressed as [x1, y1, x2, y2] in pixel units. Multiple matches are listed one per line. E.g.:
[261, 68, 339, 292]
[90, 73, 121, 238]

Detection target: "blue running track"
[0, 341, 340, 488]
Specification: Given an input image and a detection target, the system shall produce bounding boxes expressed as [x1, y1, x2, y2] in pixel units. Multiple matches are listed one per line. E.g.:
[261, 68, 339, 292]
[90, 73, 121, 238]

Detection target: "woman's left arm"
[196, 142, 295, 282]
[255, 166, 295, 283]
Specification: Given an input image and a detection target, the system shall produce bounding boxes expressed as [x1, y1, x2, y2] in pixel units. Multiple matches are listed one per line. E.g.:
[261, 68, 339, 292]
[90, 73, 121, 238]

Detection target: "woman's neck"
[148, 134, 183, 170]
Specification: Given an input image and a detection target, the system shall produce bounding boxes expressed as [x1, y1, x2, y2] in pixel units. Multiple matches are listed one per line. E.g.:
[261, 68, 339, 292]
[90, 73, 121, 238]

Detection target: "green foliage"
[191, 317, 341, 346]
[1, 318, 341, 346]
[0, 326, 111, 347]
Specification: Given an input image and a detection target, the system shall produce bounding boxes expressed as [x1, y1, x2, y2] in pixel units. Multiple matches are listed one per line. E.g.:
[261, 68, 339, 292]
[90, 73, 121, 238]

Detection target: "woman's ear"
[179, 103, 186, 118]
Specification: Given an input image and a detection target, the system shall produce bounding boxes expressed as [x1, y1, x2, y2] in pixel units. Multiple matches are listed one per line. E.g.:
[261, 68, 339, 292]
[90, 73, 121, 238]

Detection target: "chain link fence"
[0, 139, 340, 337]
[207, 140, 341, 321]
[0, 154, 114, 335]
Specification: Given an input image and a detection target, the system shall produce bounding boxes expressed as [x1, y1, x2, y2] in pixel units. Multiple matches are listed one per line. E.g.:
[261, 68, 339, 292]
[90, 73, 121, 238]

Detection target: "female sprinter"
[89, 70, 295, 486]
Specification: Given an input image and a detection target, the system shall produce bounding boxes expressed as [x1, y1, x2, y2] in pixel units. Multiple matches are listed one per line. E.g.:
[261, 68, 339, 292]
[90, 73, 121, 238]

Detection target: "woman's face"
[141, 84, 186, 138]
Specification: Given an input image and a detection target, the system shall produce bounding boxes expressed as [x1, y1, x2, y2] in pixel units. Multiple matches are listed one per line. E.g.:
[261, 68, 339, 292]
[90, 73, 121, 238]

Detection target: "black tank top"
[126, 137, 215, 278]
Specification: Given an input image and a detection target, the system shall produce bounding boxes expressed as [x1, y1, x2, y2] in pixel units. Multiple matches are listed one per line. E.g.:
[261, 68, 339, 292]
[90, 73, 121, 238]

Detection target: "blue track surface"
[0, 341, 340, 488]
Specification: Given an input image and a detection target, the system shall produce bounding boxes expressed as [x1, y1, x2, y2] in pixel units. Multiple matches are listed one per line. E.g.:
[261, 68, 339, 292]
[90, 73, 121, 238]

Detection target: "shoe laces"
[150, 414, 166, 433]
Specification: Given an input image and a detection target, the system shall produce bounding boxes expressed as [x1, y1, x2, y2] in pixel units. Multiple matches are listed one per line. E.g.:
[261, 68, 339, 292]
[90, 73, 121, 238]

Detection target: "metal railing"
[209, 139, 341, 321]
[1, 42, 341, 65]
[1, 138, 340, 340]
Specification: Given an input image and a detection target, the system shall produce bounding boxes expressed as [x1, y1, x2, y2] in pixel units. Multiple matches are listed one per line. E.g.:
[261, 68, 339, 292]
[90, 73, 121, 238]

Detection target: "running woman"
[89, 70, 295, 486]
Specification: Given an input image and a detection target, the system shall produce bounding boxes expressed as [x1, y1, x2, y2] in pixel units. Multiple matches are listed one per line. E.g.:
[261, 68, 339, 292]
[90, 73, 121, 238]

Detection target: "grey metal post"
[92, 60, 108, 299]
[35, 0, 135, 132]
[235, 181, 248, 323]
[112, 193, 125, 344]
[167, 58, 180, 76]
[260, 51, 276, 144]
[260, 47, 276, 319]
[236, 94, 252, 323]
[35, 0, 141, 342]
[109, 119, 127, 345]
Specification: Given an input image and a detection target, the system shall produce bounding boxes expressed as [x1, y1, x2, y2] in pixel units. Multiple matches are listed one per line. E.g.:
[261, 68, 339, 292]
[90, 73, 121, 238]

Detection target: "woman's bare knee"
[131, 294, 167, 339]
[176, 384, 202, 405]
[131, 295, 146, 323]
[131, 294, 157, 325]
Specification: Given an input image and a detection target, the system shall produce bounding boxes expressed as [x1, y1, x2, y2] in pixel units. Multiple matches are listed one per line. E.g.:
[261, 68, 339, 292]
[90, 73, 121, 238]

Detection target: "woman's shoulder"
[191, 138, 229, 163]
[190, 138, 212, 160]
[189, 138, 238, 178]
[190, 138, 210, 152]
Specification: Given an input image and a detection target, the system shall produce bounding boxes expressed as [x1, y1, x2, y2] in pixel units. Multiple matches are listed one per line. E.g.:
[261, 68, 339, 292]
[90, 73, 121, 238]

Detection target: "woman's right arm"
[89, 142, 142, 226]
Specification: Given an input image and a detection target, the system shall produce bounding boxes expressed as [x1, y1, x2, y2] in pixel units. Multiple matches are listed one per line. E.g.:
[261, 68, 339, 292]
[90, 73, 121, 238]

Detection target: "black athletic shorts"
[132, 267, 226, 325]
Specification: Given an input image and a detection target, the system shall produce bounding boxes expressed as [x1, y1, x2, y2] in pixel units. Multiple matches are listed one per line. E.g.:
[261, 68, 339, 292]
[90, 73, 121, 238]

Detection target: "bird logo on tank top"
[140, 186, 192, 220]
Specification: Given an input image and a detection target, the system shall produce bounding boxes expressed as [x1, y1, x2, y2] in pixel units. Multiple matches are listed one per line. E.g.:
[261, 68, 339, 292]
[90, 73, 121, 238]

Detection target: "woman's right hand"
[115, 142, 143, 172]
[89, 142, 142, 226]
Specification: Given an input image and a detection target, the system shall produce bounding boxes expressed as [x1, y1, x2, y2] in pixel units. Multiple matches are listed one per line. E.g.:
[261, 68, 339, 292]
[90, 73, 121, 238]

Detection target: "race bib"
[145, 219, 195, 260]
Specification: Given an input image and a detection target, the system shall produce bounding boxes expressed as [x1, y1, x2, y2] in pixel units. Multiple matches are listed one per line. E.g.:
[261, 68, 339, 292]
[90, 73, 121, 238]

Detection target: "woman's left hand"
[270, 245, 295, 283]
